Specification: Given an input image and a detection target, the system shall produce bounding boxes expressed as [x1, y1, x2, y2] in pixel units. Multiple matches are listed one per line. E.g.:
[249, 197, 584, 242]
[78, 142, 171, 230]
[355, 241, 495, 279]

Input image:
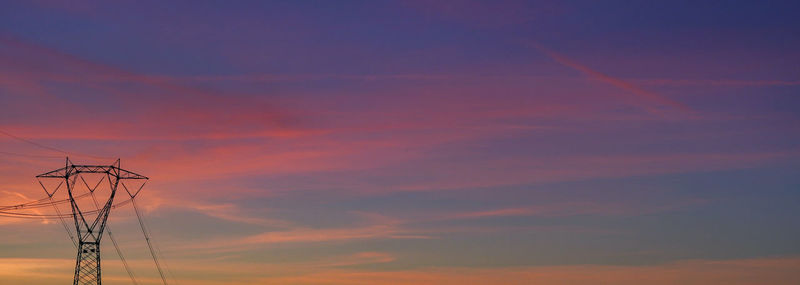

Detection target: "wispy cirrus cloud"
[178, 224, 429, 255]
[430, 199, 706, 222]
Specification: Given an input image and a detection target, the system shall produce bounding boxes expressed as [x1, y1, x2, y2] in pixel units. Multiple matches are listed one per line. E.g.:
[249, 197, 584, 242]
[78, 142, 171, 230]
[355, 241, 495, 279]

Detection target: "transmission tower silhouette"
[37, 158, 148, 285]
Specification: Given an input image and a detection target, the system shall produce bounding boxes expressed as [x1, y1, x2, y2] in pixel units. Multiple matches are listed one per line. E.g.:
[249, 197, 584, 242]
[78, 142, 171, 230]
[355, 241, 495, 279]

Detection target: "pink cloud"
[0, 34, 298, 142]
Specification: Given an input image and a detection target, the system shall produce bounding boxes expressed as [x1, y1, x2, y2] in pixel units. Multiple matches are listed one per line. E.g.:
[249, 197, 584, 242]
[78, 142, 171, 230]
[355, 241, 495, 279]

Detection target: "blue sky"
[1, 1, 799, 284]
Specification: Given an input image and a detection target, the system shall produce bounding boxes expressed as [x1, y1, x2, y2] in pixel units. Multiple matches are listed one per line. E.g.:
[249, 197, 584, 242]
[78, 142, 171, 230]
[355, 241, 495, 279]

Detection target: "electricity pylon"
[37, 158, 148, 285]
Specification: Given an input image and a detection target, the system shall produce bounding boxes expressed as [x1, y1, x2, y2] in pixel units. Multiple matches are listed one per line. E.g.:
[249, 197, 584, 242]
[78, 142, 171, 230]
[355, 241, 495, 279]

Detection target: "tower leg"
[74, 242, 101, 285]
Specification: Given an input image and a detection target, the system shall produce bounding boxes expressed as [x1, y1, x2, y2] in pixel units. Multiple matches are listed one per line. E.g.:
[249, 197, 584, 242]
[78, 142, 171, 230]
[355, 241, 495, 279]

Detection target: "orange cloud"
[181, 224, 430, 254]
[4, 256, 797, 285]
[256, 257, 800, 285]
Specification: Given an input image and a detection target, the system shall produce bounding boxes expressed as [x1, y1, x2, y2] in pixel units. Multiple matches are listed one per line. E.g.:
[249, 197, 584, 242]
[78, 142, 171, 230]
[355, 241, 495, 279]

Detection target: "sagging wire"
[36, 179, 77, 248]
[0, 132, 167, 284]
[0, 198, 134, 218]
[49, 194, 78, 248]
[0, 191, 94, 210]
[0, 129, 113, 160]
[152, 228, 180, 285]
[132, 197, 168, 285]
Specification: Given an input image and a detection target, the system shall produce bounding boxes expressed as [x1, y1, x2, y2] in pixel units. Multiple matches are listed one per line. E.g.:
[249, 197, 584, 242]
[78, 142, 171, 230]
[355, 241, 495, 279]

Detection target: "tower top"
[36, 158, 148, 180]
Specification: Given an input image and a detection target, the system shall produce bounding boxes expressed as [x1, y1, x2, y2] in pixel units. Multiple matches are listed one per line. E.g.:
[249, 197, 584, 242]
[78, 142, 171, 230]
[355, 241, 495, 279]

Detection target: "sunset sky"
[1, 1, 799, 284]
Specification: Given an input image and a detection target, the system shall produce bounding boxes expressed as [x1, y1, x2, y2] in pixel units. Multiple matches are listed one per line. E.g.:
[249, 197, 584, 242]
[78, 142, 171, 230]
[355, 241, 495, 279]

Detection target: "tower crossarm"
[36, 165, 149, 180]
[114, 167, 148, 180]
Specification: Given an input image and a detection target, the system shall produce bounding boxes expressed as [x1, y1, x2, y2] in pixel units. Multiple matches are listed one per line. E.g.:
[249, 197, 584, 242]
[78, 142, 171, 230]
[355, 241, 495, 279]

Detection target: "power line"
[49, 195, 78, 248]
[0, 129, 113, 160]
[152, 229, 180, 285]
[132, 197, 169, 285]
[0, 130, 71, 155]
[0, 150, 63, 159]
[36, 160, 148, 285]
[129, 189, 179, 285]
[0, 198, 134, 217]
[0, 191, 94, 210]
[1, 159, 174, 284]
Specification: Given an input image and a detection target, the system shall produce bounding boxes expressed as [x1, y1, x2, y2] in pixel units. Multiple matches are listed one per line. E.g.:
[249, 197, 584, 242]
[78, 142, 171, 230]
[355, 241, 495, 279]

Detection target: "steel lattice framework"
[37, 158, 148, 285]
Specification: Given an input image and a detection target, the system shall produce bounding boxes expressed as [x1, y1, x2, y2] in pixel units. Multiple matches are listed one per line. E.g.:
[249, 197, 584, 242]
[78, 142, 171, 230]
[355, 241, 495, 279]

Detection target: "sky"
[1, 0, 799, 284]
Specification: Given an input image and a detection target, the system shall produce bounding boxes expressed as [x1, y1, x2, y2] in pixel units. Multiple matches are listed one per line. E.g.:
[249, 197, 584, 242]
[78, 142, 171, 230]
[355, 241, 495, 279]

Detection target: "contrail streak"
[529, 41, 692, 114]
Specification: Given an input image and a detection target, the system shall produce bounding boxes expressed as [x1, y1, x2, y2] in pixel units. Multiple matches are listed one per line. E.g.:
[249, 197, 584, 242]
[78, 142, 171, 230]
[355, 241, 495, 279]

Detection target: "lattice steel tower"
[37, 158, 148, 285]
